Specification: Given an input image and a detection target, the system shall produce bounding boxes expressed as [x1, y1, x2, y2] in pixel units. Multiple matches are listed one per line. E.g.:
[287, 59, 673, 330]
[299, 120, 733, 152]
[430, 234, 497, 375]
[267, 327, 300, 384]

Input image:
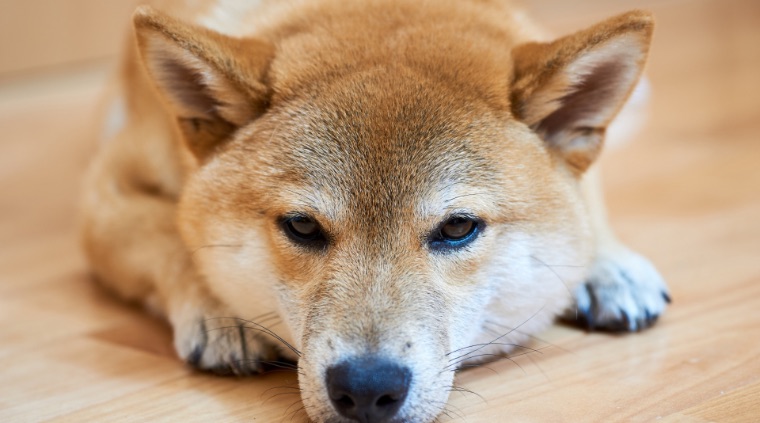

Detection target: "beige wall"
[0, 0, 674, 78]
[0, 0, 139, 76]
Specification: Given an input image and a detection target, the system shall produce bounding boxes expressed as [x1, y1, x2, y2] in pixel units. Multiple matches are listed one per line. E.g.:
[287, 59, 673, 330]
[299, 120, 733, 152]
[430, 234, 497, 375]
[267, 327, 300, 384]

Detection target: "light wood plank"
[1, 0, 758, 421]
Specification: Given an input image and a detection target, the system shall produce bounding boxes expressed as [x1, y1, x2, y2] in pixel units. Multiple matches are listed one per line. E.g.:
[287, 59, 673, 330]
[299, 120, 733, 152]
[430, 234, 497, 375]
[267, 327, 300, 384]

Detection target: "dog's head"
[135, 4, 652, 422]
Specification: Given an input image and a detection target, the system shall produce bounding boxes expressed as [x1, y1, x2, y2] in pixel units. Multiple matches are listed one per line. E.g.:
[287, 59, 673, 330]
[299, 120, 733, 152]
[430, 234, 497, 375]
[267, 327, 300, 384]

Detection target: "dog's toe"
[174, 314, 276, 375]
[570, 247, 670, 332]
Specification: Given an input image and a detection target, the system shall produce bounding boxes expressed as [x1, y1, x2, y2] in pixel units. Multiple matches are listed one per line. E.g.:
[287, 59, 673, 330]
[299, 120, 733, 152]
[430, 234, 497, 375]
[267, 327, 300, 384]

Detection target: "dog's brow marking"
[276, 179, 337, 218]
[442, 191, 490, 205]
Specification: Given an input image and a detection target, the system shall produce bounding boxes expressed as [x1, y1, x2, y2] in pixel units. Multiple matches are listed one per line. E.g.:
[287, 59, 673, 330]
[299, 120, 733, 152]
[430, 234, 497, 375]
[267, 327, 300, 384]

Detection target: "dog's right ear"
[133, 6, 274, 160]
[510, 11, 653, 174]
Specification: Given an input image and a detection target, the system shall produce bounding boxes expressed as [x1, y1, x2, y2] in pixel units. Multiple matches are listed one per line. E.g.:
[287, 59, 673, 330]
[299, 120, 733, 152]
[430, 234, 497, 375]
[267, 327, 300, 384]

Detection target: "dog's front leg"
[572, 165, 671, 331]
[82, 166, 277, 374]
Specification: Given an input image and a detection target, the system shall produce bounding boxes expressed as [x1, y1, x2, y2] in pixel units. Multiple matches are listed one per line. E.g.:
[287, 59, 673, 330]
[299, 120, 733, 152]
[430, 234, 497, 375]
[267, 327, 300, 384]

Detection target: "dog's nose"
[326, 356, 412, 423]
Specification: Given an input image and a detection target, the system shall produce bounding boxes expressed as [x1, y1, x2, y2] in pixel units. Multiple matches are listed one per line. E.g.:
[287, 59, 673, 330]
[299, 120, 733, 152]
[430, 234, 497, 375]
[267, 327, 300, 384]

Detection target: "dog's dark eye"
[282, 215, 326, 248]
[441, 217, 475, 240]
[429, 215, 483, 251]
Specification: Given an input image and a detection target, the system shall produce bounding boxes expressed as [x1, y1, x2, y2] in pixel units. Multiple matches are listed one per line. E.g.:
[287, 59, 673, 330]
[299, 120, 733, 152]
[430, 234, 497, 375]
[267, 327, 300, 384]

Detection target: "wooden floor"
[2, 0, 759, 421]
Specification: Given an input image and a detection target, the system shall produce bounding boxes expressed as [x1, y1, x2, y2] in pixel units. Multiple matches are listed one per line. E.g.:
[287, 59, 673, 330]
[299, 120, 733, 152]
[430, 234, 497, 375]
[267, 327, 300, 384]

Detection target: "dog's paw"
[571, 246, 671, 332]
[172, 308, 278, 375]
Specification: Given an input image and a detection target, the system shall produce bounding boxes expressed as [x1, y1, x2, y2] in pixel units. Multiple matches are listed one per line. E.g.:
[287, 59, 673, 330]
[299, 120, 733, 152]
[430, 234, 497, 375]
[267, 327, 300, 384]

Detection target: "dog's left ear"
[133, 6, 274, 160]
[510, 10, 653, 173]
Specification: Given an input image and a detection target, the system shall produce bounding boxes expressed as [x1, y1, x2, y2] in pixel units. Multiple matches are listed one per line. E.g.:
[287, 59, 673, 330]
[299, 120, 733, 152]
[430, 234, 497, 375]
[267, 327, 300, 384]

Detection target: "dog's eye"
[429, 215, 483, 251]
[282, 215, 326, 247]
[441, 217, 475, 240]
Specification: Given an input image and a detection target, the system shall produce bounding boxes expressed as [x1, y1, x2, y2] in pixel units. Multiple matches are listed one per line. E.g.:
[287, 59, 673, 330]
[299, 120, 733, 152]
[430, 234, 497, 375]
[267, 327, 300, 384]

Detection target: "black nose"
[326, 356, 412, 423]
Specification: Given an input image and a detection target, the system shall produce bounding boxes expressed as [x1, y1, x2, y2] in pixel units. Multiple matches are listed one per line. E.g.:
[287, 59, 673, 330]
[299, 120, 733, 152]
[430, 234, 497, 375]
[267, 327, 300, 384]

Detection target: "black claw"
[569, 309, 593, 331]
[228, 354, 242, 376]
[637, 311, 648, 331]
[662, 292, 672, 304]
[577, 308, 595, 330]
[238, 323, 248, 363]
[187, 319, 208, 367]
[187, 344, 204, 367]
[583, 283, 599, 331]
[620, 309, 635, 332]
[637, 309, 661, 329]
[228, 353, 255, 376]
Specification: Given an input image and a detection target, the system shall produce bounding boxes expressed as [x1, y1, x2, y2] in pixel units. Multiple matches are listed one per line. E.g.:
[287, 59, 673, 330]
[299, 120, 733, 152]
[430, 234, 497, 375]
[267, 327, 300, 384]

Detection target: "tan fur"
[81, 1, 666, 421]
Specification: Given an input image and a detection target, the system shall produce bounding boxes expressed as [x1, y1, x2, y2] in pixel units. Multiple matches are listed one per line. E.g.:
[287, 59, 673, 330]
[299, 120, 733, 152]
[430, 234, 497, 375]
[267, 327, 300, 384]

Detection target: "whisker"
[428, 398, 466, 421]
[260, 381, 304, 404]
[452, 363, 500, 376]
[261, 383, 301, 399]
[238, 321, 302, 357]
[228, 359, 303, 376]
[204, 323, 302, 359]
[449, 384, 487, 404]
[257, 360, 299, 370]
[530, 255, 576, 302]
[287, 403, 309, 423]
[525, 352, 551, 382]
[209, 311, 279, 328]
[454, 346, 553, 376]
[445, 305, 546, 364]
[446, 352, 524, 370]
[461, 356, 527, 375]
[483, 320, 577, 356]
[281, 397, 305, 423]
[438, 408, 456, 421]
[264, 389, 303, 401]
[447, 342, 543, 359]
[206, 317, 302, 357]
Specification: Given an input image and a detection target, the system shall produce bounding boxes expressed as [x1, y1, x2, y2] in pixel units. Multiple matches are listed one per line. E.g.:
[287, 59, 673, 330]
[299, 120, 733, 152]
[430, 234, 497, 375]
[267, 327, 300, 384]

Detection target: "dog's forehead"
[266, 70, 505, 220]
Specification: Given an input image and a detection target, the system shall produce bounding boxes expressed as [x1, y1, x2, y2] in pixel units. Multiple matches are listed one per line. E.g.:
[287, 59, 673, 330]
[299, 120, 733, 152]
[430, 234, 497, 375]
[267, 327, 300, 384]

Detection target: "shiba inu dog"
[81, 0, 671, 421]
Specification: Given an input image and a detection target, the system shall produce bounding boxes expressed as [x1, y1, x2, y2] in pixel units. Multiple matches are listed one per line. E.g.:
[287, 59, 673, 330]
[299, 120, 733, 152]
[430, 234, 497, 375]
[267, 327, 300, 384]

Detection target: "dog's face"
[182, 69, 592, 420]
[135, 4, 652, 422]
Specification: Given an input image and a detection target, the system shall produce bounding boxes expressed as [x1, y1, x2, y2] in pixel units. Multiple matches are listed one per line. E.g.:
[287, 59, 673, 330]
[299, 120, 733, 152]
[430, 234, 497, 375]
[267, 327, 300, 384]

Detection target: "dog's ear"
[133, 6, 274, 160]
[510, 10, 653, 173]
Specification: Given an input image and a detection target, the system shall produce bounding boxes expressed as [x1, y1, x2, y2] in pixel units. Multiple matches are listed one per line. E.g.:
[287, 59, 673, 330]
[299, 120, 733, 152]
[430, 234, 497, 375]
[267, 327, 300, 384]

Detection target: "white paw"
[572, 246, 671, 331]
[172, 305, 279, 375]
